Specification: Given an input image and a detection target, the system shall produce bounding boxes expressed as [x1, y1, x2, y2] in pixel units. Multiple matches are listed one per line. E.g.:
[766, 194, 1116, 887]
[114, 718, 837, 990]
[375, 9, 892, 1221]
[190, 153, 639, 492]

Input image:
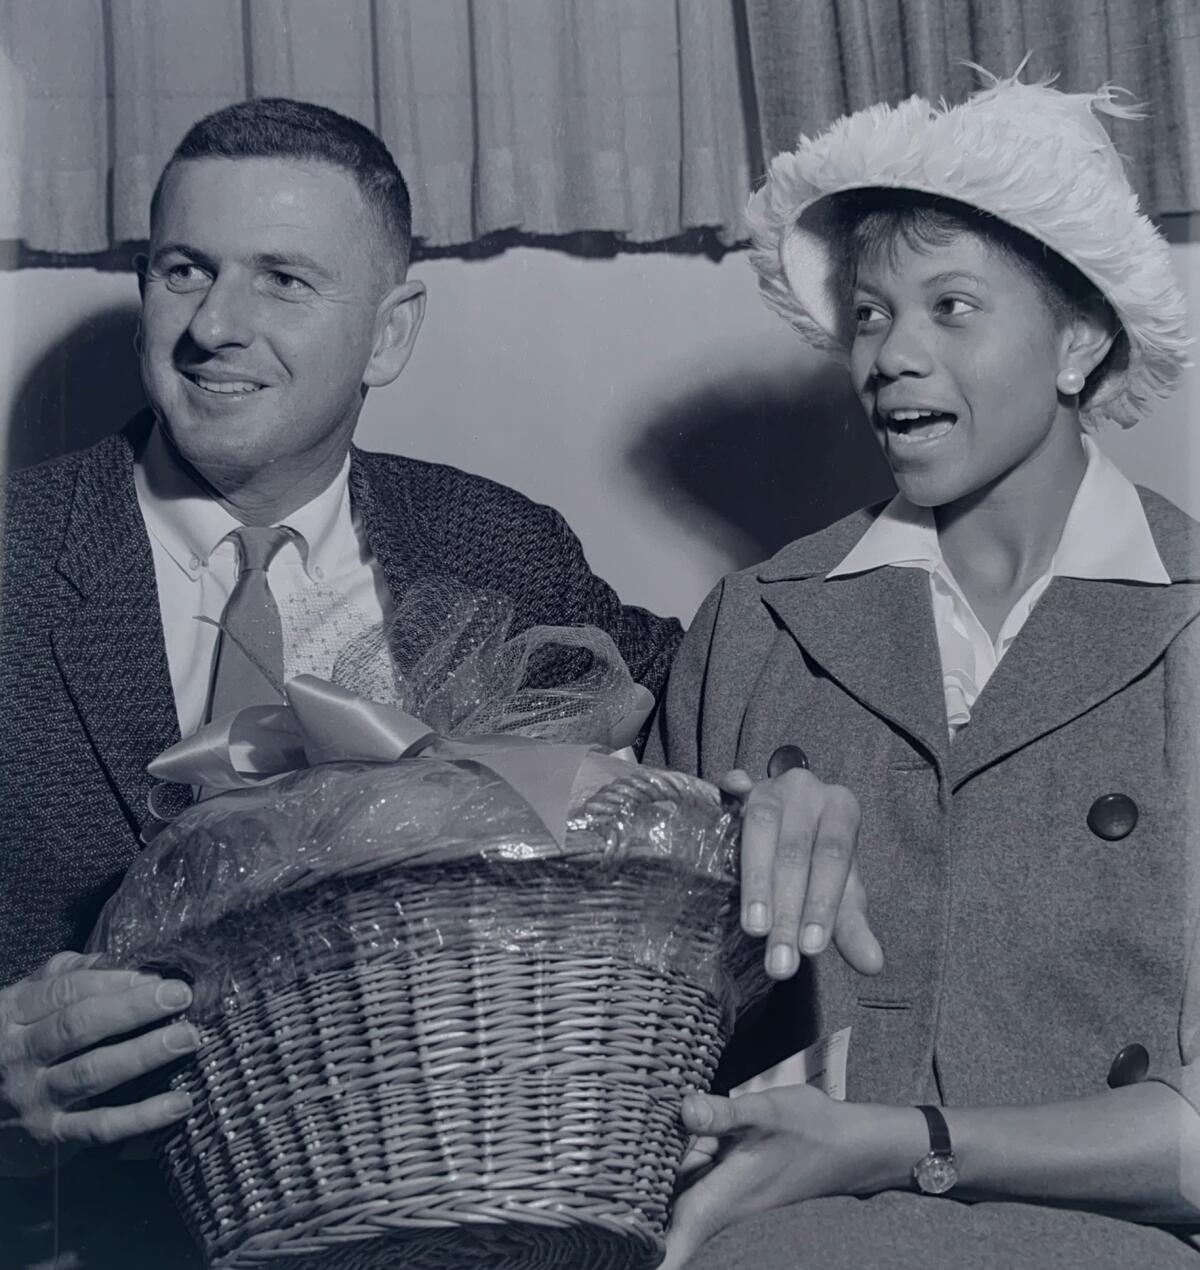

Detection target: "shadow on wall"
[7, 304, 147, 471]
[626, 360, 896, 568]
[8, 303, 898, 577]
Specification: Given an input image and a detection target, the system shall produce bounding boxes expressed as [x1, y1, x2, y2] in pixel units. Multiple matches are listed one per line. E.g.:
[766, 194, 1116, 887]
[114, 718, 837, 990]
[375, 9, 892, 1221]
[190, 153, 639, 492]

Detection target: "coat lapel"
[757, 519, 950, 771]
[950, 493, 1200, 789]
[349, 446, 411, 602]
[51, 425, 187, 832]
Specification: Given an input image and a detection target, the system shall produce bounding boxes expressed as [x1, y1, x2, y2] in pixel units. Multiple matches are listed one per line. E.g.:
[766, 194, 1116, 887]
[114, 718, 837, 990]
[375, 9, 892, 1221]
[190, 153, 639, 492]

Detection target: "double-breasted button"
[1106, 1042, 1150, 1089]
[767, 745, 810, 778]
[1086, 793, 1138, 841]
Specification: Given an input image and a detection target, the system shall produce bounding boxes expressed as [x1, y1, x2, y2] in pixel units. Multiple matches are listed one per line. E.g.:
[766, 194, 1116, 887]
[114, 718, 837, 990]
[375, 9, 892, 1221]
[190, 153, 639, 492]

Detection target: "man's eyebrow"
[148, 243, 337, 282]
[149, 241, 213, 269]
[250, 251, 337, 281]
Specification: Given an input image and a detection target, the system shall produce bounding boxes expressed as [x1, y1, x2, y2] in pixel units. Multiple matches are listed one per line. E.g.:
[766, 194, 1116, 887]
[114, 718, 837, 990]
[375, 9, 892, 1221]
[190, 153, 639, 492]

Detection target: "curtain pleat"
[1, 0, 109, 253]
[109, 0, 248, 244]
[376, 1, 476, 245]
[744, 0, 1200, 216]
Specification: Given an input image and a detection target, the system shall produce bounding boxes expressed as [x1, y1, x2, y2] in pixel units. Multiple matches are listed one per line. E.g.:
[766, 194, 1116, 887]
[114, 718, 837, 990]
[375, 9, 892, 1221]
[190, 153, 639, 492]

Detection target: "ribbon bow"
[148, 674, 655, 848]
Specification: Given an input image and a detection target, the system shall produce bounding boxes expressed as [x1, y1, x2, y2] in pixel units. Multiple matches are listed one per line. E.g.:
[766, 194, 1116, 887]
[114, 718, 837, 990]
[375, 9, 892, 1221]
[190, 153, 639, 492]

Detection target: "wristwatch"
[912, 1104, 958, 1194]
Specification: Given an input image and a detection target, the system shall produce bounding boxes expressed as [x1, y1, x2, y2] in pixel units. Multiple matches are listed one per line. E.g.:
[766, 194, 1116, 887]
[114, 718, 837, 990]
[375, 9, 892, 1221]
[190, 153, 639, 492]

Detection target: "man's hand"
[0, 952, 198, 1176]
[660, 1084, 920, 1269]
[721, 768, 882, 978]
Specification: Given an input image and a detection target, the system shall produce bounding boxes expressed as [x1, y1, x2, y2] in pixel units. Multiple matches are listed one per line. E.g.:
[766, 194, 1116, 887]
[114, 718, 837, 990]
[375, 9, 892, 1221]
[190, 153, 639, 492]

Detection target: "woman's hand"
[721, 768, 883, 978]
[660, 1084, 922, 1270]
[663, 1081, 1200, 1267]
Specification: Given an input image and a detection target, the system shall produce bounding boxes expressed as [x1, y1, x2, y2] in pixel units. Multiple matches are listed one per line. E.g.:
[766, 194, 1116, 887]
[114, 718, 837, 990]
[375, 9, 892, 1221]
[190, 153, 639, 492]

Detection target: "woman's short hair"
[834, 188, 1109, 328]
[150, 97, 413, 269]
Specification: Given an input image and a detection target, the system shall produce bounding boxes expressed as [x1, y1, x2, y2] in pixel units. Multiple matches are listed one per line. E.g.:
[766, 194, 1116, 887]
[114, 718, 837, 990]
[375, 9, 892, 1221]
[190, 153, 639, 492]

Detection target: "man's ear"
[1059, 295, 1119, 382]
[363, 279, 426, 388]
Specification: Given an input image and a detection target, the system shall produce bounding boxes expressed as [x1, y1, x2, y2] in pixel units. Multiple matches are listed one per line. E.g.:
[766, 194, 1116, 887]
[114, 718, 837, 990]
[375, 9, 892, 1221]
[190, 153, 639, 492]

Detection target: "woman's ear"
[364, 279, 426, 388]
[1059, 294, 1119, 382]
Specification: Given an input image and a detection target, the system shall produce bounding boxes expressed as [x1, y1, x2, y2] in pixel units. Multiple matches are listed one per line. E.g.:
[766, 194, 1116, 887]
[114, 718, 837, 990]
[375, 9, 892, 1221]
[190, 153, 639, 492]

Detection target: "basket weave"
[143, 771, 757, 1269]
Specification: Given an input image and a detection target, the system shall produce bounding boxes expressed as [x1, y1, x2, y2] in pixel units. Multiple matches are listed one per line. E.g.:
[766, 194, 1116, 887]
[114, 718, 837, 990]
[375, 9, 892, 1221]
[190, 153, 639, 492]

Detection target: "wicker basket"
[114, 766, 762, 1269]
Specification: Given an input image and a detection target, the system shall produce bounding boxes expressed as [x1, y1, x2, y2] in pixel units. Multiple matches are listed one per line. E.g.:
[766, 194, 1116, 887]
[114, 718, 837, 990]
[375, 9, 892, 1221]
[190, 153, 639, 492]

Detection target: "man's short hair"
[150, 97, 413, 269]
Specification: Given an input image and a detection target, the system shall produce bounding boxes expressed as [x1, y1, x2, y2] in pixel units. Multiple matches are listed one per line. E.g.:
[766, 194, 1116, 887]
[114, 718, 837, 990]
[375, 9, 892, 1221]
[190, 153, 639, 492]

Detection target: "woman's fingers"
[831, 870, 884, 975]
[739, 770, 820, 975]
[762, 787, 819, 978]
[661, 1175, 724, 1270]
[677, 1135, 719, 1179]
[664, 1097, 770, 1270]
[737, 783, 793, 946]
[736, 769, 866, 978]
[794, 786, 863, 958]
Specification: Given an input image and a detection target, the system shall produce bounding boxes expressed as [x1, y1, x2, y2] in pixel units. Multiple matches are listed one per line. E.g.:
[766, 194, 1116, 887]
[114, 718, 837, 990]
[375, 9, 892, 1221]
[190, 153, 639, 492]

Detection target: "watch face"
[915, 1153, 958, 1195]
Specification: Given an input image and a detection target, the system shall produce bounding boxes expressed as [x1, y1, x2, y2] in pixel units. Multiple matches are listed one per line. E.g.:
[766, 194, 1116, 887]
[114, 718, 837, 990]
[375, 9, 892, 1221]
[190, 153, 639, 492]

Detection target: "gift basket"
[91, 581, 767, 1270]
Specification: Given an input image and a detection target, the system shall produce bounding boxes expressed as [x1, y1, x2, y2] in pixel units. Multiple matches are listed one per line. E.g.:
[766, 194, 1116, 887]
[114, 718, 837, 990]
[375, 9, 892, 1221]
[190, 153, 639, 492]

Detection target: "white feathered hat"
[746, 69, 1191, 428]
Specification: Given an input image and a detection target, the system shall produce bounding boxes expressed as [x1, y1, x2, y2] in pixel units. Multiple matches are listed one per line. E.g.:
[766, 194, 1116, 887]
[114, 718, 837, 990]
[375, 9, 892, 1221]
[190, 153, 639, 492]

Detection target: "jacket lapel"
[950, 492, 1200, 789]
[349, 446, 411, 603]
[51, 425, 187, 832]
[757, 518, 950, 772]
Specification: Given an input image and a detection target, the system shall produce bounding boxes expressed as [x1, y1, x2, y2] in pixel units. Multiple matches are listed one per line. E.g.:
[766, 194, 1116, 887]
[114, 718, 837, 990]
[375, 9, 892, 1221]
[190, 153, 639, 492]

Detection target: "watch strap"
[916, 1104, 951, 1156]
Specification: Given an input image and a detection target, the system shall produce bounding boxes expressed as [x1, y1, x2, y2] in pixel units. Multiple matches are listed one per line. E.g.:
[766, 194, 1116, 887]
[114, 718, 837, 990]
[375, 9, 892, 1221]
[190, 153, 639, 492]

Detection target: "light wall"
[2, 230, 1196, 621]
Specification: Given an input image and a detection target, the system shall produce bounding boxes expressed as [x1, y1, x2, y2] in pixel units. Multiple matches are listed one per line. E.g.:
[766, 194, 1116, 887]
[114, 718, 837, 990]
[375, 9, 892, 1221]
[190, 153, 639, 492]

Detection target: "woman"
[650, 71, 1199, 1268]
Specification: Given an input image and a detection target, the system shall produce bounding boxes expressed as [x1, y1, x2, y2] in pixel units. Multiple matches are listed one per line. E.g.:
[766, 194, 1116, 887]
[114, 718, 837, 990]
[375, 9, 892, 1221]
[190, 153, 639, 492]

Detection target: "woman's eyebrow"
[921, 269, 989, 289]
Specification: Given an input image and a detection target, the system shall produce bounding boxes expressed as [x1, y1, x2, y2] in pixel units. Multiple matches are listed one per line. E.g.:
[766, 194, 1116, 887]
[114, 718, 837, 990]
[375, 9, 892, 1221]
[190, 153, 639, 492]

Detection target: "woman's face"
[848, 230, 1072, 509]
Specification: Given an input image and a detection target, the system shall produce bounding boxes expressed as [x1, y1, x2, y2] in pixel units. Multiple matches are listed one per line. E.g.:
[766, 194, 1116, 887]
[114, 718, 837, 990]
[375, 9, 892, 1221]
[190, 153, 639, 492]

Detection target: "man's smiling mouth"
[182, 371, 266, 395]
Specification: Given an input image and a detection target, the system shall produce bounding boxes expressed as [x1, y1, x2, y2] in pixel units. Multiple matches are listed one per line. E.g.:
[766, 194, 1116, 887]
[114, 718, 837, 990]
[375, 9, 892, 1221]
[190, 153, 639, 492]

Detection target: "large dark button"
[1087, 793, 1138, 841]
[1107, 1042, 1150, 1089]
[767, 744, 810, 778]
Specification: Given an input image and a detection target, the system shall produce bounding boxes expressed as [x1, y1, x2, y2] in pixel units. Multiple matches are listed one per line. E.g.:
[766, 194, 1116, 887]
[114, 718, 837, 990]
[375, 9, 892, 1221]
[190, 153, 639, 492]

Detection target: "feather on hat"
[746, 68, 1191, 428]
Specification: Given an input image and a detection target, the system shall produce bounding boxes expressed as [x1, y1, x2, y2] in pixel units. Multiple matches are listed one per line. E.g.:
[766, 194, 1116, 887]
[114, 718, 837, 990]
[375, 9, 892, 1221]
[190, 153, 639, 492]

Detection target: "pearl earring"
[1056, 367, 1086, 396]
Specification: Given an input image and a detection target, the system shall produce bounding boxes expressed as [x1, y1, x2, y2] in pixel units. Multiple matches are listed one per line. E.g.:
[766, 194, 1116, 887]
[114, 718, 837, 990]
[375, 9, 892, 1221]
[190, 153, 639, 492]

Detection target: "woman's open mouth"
[881, 407, 957, 445]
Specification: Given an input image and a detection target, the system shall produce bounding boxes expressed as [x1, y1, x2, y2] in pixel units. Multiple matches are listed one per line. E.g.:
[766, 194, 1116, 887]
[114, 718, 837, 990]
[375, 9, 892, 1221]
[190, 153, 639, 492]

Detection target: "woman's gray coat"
[649, 487, 1200, 1265]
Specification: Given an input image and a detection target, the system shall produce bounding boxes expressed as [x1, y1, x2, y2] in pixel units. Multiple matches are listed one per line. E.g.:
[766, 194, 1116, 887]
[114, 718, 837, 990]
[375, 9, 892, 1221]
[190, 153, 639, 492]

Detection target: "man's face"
[140, 156, 412, 483]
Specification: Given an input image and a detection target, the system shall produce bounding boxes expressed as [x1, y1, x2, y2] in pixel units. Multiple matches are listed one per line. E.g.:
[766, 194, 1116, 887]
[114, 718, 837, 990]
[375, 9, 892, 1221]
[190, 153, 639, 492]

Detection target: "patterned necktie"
[205, 525, 294, 724]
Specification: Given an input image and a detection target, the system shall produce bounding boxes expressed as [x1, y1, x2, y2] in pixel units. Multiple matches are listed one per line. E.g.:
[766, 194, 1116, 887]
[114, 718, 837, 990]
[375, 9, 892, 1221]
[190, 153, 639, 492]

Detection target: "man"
[0, 99, 875, 1267]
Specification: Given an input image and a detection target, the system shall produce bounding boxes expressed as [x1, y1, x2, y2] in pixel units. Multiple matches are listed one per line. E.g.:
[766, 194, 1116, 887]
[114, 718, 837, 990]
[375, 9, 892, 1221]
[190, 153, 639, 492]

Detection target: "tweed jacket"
[0, 415, 682, 990]
[649, 489, 1200, 1118]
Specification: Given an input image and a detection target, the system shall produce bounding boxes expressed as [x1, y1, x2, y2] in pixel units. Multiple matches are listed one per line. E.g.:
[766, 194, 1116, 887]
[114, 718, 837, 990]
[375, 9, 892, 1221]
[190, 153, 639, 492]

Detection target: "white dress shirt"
[827, 435, 1170, 733]
[134, 424, 393, 738]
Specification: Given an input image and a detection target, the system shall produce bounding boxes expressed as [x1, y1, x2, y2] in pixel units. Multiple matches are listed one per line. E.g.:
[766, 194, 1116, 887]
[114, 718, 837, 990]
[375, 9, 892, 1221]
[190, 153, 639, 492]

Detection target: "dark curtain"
[743, 0, 1200, 215]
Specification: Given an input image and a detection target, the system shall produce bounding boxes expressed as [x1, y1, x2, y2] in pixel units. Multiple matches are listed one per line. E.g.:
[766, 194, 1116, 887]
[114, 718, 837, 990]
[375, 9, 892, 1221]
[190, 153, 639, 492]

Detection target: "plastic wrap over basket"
[91, 581, 768, 1270]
